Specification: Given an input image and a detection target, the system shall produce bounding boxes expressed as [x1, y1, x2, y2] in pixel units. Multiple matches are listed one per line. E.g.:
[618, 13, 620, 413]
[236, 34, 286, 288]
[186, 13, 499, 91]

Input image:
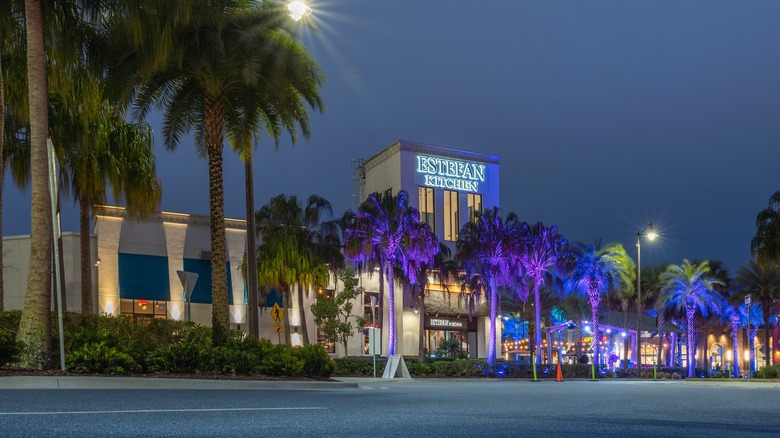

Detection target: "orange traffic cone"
[556, 362, 564, 382]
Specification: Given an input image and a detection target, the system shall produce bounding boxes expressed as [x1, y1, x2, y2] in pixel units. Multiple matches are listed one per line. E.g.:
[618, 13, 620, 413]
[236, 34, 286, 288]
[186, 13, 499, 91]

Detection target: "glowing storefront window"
[443, 190, 459, 241]
[418, 186, 435, 234]
[467, 193, 482, 223]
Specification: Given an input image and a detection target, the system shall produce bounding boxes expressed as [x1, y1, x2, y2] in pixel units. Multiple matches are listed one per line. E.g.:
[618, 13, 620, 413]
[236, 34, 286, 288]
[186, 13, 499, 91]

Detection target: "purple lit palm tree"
[722, 299, 762, 377]
[567, 242, 635, 366]
[344, 190, 438, 356]
[518, 223, 567, 365]
[457, 207, 522, 365]
[660, 260, 723, 378]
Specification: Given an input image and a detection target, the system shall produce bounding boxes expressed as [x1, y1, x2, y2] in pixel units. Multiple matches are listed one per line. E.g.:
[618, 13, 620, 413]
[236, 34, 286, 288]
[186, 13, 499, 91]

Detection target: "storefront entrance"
[424, 316, 476, 358]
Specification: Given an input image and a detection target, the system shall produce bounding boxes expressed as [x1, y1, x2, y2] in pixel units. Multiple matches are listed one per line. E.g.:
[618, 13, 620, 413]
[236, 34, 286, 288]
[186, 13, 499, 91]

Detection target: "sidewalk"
[0, 375, 366, 390]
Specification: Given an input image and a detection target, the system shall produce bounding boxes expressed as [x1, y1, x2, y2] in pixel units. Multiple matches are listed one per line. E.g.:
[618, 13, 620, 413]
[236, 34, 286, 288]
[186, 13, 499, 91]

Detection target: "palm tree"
[660, 260, 723, 377]
[407, 241, 452, 361]
[567, 241, 635, 366]
[733, 259, 780, 370]
[751, 191, 780, 264]
[107, 0, 323, 345]
[0, 0, 25, 310]
[48, 79, 162, 314]
[16, 0, 53, 370]
[255, 194, 340, 345]
[344, 190, 438, 356]
[640, 264, 671, 366]
[457, 207, 521, 365]
[722, 297, 762, 377]
[517, 222, 567, 365]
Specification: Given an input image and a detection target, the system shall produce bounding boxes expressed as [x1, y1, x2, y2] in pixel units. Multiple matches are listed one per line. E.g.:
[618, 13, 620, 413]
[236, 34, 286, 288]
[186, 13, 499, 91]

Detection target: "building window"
[467, 193, 482, 223]
[120, 298, 167, 319]
[418, 186, 435, 234]
[443, 190, 459, 241]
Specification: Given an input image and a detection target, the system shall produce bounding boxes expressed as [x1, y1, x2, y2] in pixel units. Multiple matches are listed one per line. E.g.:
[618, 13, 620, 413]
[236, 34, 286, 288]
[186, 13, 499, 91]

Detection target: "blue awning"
[118, 253, 170, 301]
[182, 258, 234, 305]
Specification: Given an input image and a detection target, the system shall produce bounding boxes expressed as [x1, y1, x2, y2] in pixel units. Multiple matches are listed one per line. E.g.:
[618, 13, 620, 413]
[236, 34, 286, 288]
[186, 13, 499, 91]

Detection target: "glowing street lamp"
[288, 1, 312, 21]
[635, 222, 656, 367]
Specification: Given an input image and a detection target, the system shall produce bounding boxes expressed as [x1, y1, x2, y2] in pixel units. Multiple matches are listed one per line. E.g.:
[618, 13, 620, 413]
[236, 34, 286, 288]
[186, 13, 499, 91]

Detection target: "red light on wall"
[139, 299, 148, 306]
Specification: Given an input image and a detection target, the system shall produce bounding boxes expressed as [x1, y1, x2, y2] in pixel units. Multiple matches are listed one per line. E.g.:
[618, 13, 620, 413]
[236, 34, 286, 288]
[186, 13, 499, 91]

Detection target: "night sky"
[3, 0, 780, 275]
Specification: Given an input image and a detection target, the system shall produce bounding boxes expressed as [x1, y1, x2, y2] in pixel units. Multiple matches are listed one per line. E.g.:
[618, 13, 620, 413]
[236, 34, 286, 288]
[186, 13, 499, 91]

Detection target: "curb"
[0, 376, 360, 390]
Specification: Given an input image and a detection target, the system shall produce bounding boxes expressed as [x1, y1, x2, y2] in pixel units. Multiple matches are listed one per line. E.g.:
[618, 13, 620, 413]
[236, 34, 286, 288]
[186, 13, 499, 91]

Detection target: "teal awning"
[118, 253, 170, 301]
[182, 258, 234, 305]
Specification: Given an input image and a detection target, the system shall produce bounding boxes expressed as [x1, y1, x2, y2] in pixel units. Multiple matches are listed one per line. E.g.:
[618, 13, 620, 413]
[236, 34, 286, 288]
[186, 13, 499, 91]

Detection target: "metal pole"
[48, 139, 66, 371]
[747, 302, 751, 380]
[636, 231, 641, 369]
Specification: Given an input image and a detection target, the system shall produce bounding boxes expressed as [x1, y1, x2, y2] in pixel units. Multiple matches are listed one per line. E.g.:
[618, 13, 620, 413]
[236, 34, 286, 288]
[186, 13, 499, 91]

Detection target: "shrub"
[259, 345, 304, 376]
[406, 360, 433, 376]
[68, 341, 140, 375]
[333, 357, 385, 376]
[0, 332, 22, 367]
[294, 345, 335, 378]
[431, 360, 458, 376]
[147, 326, 211, 373]
[756, 365, 780, 379]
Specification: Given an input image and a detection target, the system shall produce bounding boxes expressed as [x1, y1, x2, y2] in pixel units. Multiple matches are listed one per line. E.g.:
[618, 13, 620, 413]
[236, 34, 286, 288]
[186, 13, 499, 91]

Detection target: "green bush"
[406, 360, 433, 376]
[756, 365, 780, 379]
[432, 360, 458, 376]
[333, 357, 386, 376]
[294, 344, 335, 378]
[206, 331, 273, 375]
[0, 332, 22, 367]
[147, 326, 211, 373]
[68, 341, 140, 375]
[259, 345, 304, 376]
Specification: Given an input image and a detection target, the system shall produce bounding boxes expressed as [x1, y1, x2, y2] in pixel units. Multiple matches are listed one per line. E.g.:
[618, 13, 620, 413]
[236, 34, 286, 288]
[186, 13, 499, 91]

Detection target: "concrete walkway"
[0, 375, 366, 390]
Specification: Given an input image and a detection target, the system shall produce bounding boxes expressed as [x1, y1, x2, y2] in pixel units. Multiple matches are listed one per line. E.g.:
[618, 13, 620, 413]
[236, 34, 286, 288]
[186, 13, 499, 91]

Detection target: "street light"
[635, 222, 656, 368]
[288, 1, 312, 21]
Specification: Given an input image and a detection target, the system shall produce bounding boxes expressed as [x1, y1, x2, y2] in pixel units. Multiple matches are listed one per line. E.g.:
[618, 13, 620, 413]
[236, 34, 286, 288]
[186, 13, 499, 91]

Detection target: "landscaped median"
[0, 311, 334, 379]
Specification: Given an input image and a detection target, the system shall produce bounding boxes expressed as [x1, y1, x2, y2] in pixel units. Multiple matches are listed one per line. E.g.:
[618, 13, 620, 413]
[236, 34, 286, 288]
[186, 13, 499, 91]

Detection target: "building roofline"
[93, 205, 247, 230]
[362, 140, 501, 172]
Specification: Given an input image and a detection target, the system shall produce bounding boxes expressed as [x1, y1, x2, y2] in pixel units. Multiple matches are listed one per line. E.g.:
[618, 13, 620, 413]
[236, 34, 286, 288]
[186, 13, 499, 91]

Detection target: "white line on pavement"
[0, 407, 326, 416]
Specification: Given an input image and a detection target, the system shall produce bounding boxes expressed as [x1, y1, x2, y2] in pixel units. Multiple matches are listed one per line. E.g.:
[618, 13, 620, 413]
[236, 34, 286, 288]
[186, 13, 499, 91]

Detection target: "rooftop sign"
[416, 155, 485, 193]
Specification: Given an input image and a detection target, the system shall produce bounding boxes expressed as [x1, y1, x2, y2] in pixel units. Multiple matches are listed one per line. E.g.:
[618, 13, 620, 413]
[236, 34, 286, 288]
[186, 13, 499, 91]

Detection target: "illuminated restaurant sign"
[416, 155, 485, 193]
[427, 317, 467, 330]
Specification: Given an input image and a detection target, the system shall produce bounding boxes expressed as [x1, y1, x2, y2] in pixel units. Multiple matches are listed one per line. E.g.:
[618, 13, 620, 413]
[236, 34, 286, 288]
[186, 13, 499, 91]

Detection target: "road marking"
[0, 407, 326, 416]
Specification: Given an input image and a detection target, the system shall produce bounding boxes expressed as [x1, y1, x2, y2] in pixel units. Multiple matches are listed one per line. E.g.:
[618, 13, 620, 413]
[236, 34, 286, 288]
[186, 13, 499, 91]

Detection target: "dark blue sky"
[4, 0, 779, 274]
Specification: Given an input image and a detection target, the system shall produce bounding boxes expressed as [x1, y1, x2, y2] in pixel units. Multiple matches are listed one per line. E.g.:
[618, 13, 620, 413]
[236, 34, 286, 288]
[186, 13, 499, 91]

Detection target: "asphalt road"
[1, 378, 779, 437]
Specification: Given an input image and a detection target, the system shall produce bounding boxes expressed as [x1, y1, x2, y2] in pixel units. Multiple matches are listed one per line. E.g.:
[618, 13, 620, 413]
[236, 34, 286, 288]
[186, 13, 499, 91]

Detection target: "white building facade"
[354, 140, 501, 360]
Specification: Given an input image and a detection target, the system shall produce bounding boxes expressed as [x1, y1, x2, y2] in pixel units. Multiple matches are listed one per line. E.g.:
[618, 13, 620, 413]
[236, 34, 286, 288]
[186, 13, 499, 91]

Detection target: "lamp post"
[635, 222, 656, 368]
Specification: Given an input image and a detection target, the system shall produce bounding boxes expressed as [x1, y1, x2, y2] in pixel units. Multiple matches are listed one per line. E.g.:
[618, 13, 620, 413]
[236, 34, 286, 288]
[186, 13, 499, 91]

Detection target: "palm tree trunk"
[296, 284, 309, 346]
[418, 288, 426, 361]
[204, 93, 229, 346]
[763, 307, 771, 370]
[622, 303, 629, 369]
[283, 288, 292, 345]
[387, 266, 397, 356]
[0, 56, 5, 311]
[488, 276, 498, 365]
[589, 293, 600, 366]
[731, 325, 739, 377]
[79, 197, 93, 313]
[533, 278, 542, 366]
[656, 313, 665, 367]
[749, 327, 758, 375]
[17, 0, 53, 370]
[244, 152, 259, 338]
[686, 306, 695, 377]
